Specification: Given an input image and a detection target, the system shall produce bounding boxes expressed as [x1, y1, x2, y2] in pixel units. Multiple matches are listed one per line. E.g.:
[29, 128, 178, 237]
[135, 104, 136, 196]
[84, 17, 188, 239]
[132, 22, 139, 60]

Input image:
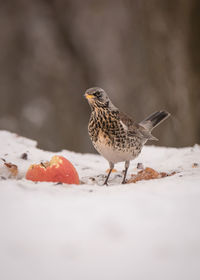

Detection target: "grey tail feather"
[140, 110, 170, 131]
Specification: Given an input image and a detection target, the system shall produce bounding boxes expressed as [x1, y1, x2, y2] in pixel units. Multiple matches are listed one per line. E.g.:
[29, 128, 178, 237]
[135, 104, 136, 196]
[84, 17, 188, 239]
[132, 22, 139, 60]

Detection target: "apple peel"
[127, 167, 176, 184]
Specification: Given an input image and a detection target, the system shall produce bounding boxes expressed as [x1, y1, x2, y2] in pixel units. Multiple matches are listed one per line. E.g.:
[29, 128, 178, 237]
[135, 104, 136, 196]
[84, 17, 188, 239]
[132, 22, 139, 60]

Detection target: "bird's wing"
[118, 112, 141, 135]
[119, 112, 157, 140]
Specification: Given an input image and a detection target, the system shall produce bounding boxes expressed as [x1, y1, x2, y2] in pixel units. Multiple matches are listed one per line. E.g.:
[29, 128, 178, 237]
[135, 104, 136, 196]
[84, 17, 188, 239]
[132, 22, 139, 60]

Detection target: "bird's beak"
[84, 93, 94, 99]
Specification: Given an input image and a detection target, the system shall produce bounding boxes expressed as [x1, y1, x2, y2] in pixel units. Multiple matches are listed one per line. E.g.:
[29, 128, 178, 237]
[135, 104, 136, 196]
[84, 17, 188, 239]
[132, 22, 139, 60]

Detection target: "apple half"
[26, 155, 79, 184]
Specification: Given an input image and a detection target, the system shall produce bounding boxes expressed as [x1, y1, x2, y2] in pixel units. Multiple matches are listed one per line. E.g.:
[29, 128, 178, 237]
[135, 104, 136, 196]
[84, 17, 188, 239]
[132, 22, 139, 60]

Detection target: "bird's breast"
[88, 111, 142, 163]
[93, 131, 135, 163]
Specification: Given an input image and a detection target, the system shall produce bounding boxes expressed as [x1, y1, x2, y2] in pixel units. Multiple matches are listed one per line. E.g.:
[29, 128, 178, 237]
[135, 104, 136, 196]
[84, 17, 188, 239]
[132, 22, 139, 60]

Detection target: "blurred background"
[0, 0, 199, 153]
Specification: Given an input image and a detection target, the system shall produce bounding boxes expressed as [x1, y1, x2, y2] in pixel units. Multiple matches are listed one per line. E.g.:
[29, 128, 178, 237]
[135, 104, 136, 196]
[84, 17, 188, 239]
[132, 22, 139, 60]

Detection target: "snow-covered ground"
[0, 130, 200, 280]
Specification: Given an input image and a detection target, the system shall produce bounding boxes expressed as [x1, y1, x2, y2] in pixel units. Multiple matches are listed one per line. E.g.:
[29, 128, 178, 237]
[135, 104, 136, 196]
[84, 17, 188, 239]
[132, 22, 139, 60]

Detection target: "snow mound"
[0, 130, 200, 280]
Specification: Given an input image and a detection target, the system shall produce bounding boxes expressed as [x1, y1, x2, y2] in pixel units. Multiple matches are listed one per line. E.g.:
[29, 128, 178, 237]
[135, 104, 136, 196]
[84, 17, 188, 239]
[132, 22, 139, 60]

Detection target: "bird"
[84, 87, 170, 185]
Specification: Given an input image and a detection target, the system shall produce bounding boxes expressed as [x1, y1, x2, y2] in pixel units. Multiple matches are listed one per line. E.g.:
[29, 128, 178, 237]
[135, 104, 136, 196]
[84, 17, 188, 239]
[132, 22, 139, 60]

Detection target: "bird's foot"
[121, 178, 127, 184]
[103, 179, 109, 186]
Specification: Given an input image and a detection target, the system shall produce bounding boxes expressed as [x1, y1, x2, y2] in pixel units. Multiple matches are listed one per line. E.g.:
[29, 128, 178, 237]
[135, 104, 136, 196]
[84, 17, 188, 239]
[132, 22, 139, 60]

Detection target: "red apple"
[26, 155, 79, 184]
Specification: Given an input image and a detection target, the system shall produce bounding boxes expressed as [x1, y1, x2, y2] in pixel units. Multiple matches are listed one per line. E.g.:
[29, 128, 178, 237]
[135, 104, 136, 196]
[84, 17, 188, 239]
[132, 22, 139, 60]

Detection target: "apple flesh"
[26, 155, 79, 184]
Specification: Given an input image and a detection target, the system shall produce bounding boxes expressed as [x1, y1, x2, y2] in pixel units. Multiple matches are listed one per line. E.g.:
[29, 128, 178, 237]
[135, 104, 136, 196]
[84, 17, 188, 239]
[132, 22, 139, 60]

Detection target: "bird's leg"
[104, 162, 114, 185]
[122, 160, 130, 184]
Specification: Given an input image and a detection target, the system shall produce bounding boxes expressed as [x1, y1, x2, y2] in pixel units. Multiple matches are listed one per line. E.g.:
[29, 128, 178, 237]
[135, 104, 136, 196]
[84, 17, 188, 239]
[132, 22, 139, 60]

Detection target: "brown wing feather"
[118, 112, 136, 127]
[118, 112, 142, 136]
[118, 111, 157, 140]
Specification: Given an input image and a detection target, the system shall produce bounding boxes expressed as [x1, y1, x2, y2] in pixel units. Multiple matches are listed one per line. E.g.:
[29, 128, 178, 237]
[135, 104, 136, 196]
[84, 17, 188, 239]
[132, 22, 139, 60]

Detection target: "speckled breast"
[88, 110, 143, 163]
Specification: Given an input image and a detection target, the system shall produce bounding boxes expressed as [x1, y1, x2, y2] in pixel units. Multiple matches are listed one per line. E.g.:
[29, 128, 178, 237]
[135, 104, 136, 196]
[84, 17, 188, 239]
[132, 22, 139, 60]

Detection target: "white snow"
[0, 130, 200, 280]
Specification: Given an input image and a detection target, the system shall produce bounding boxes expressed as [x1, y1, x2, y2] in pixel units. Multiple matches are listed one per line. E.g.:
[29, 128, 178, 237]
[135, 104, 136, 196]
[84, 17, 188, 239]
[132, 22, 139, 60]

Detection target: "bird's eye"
[93, 91, 101, 98]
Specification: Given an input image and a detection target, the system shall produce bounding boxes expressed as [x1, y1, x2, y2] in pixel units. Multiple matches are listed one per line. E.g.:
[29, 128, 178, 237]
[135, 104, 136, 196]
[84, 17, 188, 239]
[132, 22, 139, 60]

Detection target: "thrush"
[84, 87, 170, 185]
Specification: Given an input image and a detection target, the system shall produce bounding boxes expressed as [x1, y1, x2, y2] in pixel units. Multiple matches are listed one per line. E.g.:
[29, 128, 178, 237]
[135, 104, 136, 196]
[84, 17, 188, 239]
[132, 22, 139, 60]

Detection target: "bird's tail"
[139, 110, 170, 140]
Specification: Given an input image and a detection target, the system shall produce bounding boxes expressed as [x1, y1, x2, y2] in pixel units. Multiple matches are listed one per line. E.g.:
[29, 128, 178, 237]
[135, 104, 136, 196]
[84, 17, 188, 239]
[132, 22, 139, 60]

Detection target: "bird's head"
[84, 87, 111, 109]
